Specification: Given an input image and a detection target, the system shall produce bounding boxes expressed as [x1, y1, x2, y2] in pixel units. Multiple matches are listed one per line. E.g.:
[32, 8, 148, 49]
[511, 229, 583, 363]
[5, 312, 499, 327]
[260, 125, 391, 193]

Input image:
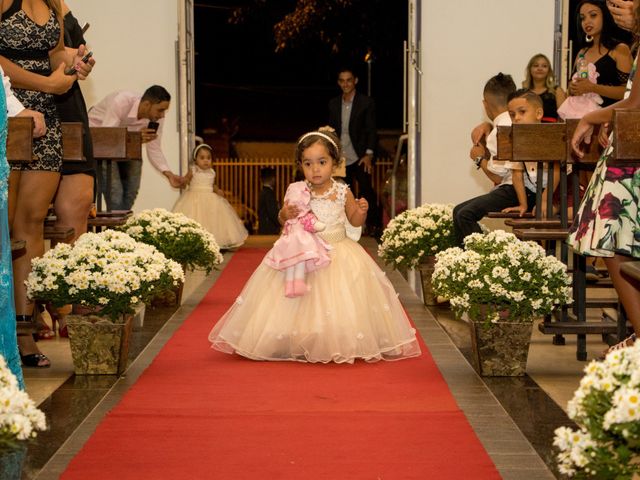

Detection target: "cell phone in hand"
[65, 50, 93, 75]
[147, 121, 160, 133]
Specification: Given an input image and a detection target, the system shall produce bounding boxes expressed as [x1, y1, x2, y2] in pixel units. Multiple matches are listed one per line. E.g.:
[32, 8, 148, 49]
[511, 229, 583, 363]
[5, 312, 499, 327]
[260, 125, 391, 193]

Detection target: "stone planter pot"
[149, 281, 184, 307]
[66, 313, 133, 375]
[468, 309, 533, 376]
[0, 443, 27, 480]
[418, 255, 438, 306]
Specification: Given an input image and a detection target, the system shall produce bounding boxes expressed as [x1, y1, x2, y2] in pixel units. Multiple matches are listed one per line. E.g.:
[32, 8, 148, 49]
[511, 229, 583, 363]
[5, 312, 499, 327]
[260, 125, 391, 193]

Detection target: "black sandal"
[20, 352, 51, 368]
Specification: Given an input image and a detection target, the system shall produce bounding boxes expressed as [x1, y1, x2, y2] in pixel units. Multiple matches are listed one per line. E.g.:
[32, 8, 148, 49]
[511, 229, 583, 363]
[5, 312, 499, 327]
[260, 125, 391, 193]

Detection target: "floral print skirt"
[567, 147, 640, 258]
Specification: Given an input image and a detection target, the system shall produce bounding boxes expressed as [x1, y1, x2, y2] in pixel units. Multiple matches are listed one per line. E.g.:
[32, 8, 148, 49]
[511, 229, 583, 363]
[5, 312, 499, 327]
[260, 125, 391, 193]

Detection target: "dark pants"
[453, 184, 536, 246]
[345, 161, 380, 229]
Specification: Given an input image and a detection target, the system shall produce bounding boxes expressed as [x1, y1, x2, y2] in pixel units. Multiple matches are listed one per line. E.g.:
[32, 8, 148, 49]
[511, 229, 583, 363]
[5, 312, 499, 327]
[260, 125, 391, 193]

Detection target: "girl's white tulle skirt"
[209, 233, 421, 363]
[173, 190, 248, 248]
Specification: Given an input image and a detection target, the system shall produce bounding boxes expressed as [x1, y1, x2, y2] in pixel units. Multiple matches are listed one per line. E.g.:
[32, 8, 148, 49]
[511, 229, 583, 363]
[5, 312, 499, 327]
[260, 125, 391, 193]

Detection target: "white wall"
[70, 0, 180, 212]
[420, 0, 556, 204]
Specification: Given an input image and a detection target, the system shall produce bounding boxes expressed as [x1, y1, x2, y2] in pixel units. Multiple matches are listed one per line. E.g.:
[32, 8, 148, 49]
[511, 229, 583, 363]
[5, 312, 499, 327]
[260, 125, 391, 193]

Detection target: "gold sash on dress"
[317, 225, 346, 244]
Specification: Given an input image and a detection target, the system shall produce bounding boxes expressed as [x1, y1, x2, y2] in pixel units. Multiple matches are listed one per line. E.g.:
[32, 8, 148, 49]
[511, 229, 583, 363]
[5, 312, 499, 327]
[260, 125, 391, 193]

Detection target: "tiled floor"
[13, 236, 616, 479]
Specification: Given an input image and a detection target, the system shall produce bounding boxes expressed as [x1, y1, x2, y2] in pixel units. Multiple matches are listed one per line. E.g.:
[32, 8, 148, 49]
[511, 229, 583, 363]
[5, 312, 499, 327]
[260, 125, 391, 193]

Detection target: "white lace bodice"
[189, 166, 215, 192]
[309, 180, 348, 229]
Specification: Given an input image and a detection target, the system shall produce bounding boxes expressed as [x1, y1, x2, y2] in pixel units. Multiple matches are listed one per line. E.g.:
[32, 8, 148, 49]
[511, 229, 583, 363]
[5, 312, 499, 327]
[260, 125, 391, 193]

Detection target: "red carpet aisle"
[62, 248, 501, 480]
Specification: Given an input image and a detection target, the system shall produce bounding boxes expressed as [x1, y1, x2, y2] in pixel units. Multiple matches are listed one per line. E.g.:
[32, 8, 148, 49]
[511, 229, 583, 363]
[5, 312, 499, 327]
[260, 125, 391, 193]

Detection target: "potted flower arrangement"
[432, 230, 572, 376]
[26, 230, 184, 375]
[0, 354, 46, 445]
[378, 203, 455, 305]
[554, 343, 640, 478]
[119, 209, 224, 306]
[119, 208, 224, 274]
[0, 354, 46, 479]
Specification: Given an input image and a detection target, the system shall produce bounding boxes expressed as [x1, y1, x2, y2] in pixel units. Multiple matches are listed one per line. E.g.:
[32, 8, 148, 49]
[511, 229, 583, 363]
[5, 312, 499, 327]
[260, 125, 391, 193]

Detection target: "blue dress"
[0, 81, 24, 388]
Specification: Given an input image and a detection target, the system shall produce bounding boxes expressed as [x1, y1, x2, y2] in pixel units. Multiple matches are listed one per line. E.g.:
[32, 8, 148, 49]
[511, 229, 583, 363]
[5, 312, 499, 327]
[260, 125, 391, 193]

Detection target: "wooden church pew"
[87, 128, 142, 229]
[495, 122, 619, 360]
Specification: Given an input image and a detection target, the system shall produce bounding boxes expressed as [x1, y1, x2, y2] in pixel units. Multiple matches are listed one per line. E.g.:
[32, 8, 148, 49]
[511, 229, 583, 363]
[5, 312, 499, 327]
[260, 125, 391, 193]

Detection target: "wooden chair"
[498, 123, 568, 236]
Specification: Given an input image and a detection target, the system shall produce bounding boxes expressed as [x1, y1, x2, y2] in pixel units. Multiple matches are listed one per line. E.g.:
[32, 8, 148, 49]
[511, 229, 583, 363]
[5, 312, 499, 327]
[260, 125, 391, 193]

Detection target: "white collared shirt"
[88, 90, 170, 173]
[485, 111, 512, 185]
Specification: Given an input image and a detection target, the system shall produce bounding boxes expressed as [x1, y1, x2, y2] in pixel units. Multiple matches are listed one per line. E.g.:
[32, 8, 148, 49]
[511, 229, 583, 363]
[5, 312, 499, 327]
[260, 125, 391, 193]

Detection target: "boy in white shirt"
[453, 73, 535, 246]
[502, 89, 560, 218]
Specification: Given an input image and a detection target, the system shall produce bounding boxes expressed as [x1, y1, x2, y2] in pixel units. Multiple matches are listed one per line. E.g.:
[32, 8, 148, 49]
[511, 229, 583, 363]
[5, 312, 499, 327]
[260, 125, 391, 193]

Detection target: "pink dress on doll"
[264, 181, 330, 272]
[557, 62, 603, 120]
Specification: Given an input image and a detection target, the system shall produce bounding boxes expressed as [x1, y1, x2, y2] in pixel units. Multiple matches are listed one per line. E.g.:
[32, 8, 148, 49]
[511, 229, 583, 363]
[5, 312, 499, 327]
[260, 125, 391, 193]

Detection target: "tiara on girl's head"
[297, 131, 338, 150]
[193, 143, 213, 160]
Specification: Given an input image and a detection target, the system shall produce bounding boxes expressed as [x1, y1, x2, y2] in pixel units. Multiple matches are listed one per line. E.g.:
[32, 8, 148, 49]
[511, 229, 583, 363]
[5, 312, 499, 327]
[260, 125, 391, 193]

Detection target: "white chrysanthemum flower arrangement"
[432, 230, 572, 323]
[0, 355, 46, 445]
[26, 230, 184, 320]
[120, 208, 224, 274]
[554, 342, 640, 478]
[378, 203, 456, 269]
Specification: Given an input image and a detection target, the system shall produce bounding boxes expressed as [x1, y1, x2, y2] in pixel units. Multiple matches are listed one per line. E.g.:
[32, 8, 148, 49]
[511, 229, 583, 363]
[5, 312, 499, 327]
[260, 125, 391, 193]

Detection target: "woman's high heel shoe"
[17, 334, 51, 368]
[34, 303, 57, 340]
[599, 333, 637, 360]
[20, 352, 51, 368]
[58, 324, 68, 338]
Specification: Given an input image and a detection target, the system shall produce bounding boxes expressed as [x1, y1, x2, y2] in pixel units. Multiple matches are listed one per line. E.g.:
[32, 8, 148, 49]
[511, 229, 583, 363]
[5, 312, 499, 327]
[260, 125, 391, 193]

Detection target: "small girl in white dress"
[209, 127, 421, 363]
[173, 144, 248, 249]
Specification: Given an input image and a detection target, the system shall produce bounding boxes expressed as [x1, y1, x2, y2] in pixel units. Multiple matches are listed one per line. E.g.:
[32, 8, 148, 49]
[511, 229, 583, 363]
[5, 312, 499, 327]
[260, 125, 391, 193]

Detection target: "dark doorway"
[193, 1, 408, 143]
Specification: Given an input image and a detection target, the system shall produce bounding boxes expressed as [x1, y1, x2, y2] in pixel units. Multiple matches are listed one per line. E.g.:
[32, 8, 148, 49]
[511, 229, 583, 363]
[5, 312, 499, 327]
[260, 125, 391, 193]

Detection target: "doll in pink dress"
[264, 181, 331, 297]
[557, 63, 603, 119]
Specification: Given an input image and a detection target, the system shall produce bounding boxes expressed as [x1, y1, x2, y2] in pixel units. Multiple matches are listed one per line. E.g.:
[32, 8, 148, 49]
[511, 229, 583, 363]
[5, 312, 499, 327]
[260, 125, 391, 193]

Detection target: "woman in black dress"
[569, 0, 633, 107]
[0, 0, 93, 367]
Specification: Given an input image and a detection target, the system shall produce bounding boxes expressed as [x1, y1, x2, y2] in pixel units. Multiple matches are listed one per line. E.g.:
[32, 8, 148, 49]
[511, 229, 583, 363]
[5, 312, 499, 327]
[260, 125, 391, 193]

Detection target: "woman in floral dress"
[569, 1, 640, 352]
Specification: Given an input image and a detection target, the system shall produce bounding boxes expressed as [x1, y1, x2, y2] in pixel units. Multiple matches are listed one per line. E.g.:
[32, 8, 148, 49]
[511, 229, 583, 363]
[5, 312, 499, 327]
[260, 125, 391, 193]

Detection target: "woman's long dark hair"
[575, 0, 630, 52]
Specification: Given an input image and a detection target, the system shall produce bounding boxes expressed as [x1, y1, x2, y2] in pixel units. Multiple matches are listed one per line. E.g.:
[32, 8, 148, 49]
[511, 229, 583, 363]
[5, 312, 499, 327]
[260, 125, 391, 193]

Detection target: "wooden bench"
[10, 240, 25, 259]
[8, 119, 83, 163]
[43, 225, 74, 243]
[60, 122, 84, 162]
[90, 128, 142, 211]
[47, 123, 84, 242]
[7, 117, 33, 162]
[89, 128, 141, 229]
[620, 262, 640, 283]
[7, 120, 82, 243]
[496, 121, 620, 360]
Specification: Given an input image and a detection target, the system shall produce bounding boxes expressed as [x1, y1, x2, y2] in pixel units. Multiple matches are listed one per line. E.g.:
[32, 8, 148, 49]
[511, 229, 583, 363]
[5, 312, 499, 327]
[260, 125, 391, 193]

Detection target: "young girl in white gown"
[173, 144, 248, 249]
[209, 127, 421, 363]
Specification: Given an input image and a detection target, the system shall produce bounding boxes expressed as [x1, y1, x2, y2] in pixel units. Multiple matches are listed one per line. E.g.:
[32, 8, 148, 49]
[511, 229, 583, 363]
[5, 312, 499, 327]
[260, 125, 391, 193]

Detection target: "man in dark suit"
[328, 68, 380, 235]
